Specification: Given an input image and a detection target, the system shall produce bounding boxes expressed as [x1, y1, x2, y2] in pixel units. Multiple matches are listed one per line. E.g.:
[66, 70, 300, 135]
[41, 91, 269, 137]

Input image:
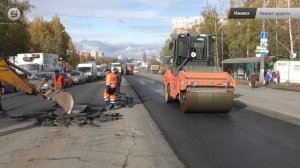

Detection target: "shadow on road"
[233, 100, 247, 109]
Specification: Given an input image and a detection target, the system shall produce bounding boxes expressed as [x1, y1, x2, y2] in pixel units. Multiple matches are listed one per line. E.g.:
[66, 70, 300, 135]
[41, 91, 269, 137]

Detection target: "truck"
[164, 34, 236, 113]
[124, 63, 134, 75]
[16, 53, 61, 74]
[77, 62, 97, 82]
[111, 62, 123, 74]
[96, 64, 108, 80]
[150, 64, 160, 74]
[274, 60, 300, 83]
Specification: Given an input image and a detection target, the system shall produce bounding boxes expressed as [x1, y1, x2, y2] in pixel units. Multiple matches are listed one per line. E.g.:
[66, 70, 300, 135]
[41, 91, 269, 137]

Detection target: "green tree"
[0, 0, 32, 56]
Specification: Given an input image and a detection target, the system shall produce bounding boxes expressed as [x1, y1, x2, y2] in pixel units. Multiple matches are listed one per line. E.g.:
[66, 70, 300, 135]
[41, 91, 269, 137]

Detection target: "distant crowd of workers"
[249, 69, 280, 88]
[52, 68, 122, 110]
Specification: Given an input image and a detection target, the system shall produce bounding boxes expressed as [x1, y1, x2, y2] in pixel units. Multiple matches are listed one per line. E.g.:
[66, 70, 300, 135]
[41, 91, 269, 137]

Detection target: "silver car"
[70, 71, 86, 84]
[33, 72, 54, 92]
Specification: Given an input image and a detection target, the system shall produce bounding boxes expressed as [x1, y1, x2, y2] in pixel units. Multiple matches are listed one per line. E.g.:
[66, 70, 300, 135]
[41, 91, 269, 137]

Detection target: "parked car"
[62, 73, 73, 88]
[2, 81, 18, 93]
[70, 71, 86, 84]
[34, 72, 54, 92]
[96, 66, 105, 80]
[28, 75, 39, 86]
[133, 66, 140, 74]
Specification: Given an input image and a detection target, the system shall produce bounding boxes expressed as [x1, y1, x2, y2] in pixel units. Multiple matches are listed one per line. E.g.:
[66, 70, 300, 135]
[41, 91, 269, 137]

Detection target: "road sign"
[228, 8, 300, 19]
[261, 39, 268, 43]
[261, 32, 268, 39]
[260, 42, 268, 47]
[7, 8, 20, 21]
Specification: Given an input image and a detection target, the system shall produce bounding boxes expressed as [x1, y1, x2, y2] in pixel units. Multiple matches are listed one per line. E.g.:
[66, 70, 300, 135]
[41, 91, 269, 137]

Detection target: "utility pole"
[259, 0, 266, 83]
[275, 0, 278, 56]
[221, 0, 224, 68]
[246, 23, 249, 57]
[215, 16, 219, 66]
[288, 0, 294, 59]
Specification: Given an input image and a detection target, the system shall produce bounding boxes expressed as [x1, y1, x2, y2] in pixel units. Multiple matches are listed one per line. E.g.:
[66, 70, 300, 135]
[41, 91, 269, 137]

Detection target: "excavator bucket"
[0, 56, 74, 114]
[44, 89, 75, 114]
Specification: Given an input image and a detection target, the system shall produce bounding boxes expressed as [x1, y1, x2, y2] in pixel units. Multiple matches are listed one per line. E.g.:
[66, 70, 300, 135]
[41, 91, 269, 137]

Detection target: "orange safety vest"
[53, 75, 63, 89]
[106, 72, 117, 88]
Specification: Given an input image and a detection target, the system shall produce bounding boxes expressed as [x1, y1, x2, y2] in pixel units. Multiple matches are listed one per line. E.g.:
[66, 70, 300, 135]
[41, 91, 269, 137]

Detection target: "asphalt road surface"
[1, 81, 105, 117]
[125, 74, 300, 168]
[1, 79, 183, 168]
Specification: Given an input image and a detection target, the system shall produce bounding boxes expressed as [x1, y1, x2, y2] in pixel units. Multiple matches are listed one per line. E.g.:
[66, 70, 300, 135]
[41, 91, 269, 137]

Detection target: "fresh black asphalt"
[126, 74, 300, 168]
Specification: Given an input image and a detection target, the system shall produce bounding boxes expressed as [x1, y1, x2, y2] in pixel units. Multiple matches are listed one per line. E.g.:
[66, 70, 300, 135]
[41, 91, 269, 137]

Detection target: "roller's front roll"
[180, 87, 234, 113]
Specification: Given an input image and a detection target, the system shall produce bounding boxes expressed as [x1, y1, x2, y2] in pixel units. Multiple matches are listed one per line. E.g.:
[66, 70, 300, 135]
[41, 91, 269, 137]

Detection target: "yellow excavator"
[0, 56, 74, 114]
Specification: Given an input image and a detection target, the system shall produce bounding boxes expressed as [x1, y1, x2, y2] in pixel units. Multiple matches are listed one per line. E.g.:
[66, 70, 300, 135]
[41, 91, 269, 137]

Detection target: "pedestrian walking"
[264, 70, 272, 85]
[249, 72, 258, 88]
[276, 70, 280, 84]
[113, 68, 122, 93]
[53, 70, 64, 90]
[103, 68, 117, 110]
[271, 70, 276, 83]
[0, 81, 4, 111]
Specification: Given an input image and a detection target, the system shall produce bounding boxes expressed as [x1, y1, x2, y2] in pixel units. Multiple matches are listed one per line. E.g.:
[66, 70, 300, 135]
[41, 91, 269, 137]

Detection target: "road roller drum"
[179, 87, 234, 113]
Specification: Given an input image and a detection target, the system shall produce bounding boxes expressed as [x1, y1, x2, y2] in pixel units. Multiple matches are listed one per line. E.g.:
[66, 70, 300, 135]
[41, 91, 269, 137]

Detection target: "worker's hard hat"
[104, 68, 111, 72]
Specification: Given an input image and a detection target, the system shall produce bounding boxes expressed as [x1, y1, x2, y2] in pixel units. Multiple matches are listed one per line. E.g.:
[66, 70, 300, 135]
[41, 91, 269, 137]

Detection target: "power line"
[34, 13, 174, 21]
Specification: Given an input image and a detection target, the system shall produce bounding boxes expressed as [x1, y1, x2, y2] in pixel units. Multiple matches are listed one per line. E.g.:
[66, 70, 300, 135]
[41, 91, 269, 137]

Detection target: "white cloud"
[75, 39, 162, 59]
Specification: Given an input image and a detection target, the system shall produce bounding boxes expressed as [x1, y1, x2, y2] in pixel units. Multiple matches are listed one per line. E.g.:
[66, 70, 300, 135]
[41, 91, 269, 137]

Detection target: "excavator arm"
[0, 56, 74, 114]
[0, 57, 36, 94]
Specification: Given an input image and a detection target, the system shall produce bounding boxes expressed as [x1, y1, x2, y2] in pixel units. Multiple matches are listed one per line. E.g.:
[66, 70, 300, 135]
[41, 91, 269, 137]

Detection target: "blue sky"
[28, 0, 229, 45]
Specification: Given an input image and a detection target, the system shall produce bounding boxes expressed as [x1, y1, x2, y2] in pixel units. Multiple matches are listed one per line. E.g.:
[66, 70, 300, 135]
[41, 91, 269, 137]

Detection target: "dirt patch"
[11, 105, 123, 127]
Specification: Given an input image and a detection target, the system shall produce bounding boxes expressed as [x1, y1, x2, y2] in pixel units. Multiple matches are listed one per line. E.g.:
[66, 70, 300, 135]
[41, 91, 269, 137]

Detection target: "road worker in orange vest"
[53, 70, 64, 90]
[103, 68, 117, 110]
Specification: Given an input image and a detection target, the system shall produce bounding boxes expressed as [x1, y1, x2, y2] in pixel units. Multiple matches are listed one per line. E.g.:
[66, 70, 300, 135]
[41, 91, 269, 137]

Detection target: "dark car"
[2, 82, 18, 93]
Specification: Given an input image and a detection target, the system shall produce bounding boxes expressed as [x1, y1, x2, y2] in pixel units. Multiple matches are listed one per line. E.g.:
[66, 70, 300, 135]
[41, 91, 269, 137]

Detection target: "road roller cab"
[163, 34, 236, 113]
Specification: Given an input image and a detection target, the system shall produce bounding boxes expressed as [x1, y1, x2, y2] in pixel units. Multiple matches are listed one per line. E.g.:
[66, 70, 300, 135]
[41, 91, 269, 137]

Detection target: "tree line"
[161, 0, 300, 64]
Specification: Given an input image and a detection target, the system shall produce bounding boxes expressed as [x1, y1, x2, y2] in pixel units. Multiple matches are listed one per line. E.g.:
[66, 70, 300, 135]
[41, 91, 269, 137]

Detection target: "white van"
[77, 63, 97, 82]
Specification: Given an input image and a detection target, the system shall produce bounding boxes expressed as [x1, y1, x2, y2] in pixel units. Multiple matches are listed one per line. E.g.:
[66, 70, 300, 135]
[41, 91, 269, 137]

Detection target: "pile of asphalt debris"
[12, 105, 122, 127]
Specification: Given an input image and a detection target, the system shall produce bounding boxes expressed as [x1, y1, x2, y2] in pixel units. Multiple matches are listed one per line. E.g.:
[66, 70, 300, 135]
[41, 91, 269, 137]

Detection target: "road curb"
[235, 100, 300, 126]
[123, 75, 188, 166]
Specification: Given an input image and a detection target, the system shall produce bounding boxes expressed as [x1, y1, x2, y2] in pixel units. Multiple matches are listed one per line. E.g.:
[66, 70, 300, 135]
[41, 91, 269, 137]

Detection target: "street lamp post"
[58, 30, 66, 71]
[259, 0, 266, 84]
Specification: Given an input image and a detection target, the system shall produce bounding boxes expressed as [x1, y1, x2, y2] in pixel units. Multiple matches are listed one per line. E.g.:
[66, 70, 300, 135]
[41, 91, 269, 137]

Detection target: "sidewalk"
[235, 85, 300, 126]
[237, 80, 300, 92]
